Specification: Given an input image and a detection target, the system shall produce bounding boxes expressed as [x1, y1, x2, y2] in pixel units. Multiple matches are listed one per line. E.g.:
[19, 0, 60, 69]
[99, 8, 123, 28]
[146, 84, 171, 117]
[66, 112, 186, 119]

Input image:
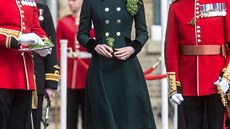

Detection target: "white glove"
[170, 93, 184, 105]
[19, 33, 44, 46]
[214, 78, 229, 93]
[34, 48, 52, 57]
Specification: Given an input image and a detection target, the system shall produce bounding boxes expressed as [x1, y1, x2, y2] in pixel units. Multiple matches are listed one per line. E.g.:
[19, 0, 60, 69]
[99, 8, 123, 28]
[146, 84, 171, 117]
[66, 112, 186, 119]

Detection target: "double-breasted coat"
[77, 0, 156, 128]
[166, 0, 230, 97]
[0, 0, 47, 90]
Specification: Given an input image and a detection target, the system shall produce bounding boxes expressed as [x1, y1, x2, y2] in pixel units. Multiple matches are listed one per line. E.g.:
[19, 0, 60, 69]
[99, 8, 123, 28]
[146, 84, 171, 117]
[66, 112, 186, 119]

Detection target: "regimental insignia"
[38, 9, 44, 21]
[188, 17, 196, 26]
[53, 65, 60, 70]
[199, 3, 227, 18]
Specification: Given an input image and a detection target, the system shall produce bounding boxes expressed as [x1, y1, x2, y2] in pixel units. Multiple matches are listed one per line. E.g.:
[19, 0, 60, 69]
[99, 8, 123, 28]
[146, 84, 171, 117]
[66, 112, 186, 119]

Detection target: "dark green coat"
[77, 0, 156, 128]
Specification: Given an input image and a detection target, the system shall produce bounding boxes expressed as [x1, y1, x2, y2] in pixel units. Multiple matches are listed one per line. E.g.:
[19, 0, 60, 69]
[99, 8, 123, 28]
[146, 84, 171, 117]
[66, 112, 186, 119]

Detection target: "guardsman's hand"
[34, 48, 52, 57]
[45, 88, 55, 101]
[170, 93, 184, 105]
[94, 44, 113, 58]
[19, 33, 44, 46]
[214, 78, 229, 94]
[114, 46, 135, 60]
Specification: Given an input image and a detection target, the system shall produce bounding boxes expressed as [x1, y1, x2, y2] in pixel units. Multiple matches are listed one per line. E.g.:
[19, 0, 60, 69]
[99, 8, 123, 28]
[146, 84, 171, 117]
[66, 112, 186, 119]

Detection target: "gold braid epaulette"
[45, 65, 60, 82]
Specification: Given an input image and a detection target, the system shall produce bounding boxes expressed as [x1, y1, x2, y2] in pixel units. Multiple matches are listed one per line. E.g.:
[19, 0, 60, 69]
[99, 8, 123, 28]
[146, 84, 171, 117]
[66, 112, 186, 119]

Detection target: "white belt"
[67, 51, 92, 59]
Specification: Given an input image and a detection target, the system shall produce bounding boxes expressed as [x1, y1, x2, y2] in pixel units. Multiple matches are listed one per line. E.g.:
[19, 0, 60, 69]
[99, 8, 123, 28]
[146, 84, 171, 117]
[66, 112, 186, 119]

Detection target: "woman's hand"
[94, 44, 113, 58]
[114, 46, 135, 60]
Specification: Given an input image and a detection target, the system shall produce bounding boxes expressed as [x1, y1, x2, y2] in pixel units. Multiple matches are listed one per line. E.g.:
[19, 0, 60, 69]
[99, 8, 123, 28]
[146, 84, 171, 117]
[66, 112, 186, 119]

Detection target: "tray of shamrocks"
[19, 38, 54, 51]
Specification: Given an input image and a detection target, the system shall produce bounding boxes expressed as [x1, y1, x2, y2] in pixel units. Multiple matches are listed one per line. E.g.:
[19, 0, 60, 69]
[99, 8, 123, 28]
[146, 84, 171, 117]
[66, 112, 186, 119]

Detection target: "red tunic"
[56, 15, 95, 89]
[165, 0, 230, 96]
[0, 0, 46, 90]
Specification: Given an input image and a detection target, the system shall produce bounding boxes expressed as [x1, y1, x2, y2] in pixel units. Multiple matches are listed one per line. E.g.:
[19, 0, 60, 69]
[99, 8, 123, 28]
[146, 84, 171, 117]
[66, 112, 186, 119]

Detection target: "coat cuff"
[167, 72, 181, 97]
[45, 65, 60, 90]
[45, 80, 59, 90]
[129, 40, 142, 55]
[8, 36, 20, 49]
[0, 28, 21, 49]
[86, 39, 99, 54]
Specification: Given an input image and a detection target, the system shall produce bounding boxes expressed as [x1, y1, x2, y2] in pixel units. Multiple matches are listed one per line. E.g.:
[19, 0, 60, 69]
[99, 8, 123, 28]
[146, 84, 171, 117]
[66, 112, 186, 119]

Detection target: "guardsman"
[165, 0, 230, 128]
[56, 0, 94, 128]
[0, 0, 50, 129]
[31, 3, 60, 129]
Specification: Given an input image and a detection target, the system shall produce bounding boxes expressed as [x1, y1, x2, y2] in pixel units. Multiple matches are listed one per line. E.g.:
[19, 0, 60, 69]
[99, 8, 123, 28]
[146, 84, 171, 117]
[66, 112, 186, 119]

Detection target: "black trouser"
[178, 104, 187, 129]
[182, 94, 224, 129]
[32, 94, 44, 129]
[0, 89, 32, 129]
[178, 101, 210, 129]
[67, 89, 85, 129]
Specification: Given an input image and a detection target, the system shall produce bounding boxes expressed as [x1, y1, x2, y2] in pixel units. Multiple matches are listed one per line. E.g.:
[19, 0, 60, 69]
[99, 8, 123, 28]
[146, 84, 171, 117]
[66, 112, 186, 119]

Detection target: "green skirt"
[84, 55, 157, 129]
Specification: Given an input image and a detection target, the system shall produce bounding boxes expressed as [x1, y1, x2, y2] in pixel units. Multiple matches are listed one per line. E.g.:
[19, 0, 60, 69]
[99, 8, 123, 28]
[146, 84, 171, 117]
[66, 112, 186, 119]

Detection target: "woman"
[77, 0, 156, 128]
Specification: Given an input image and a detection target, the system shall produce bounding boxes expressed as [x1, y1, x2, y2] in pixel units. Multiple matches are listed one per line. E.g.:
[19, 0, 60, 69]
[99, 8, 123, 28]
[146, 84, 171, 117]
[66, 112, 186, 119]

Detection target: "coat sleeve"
[133, 0, 148, 46]
[165, 5, 181, 96]
[42, 4, 59, 90]
[77, 0, 95, 49]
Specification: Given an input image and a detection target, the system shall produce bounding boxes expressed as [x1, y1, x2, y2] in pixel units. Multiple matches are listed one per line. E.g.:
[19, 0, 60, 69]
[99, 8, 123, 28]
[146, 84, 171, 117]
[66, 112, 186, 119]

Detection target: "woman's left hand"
[114, 46, 135, 60]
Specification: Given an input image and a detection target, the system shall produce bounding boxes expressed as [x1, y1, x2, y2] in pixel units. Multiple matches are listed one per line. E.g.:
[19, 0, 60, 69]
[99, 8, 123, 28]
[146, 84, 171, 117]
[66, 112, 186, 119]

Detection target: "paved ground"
[42, 40, 174, 129]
